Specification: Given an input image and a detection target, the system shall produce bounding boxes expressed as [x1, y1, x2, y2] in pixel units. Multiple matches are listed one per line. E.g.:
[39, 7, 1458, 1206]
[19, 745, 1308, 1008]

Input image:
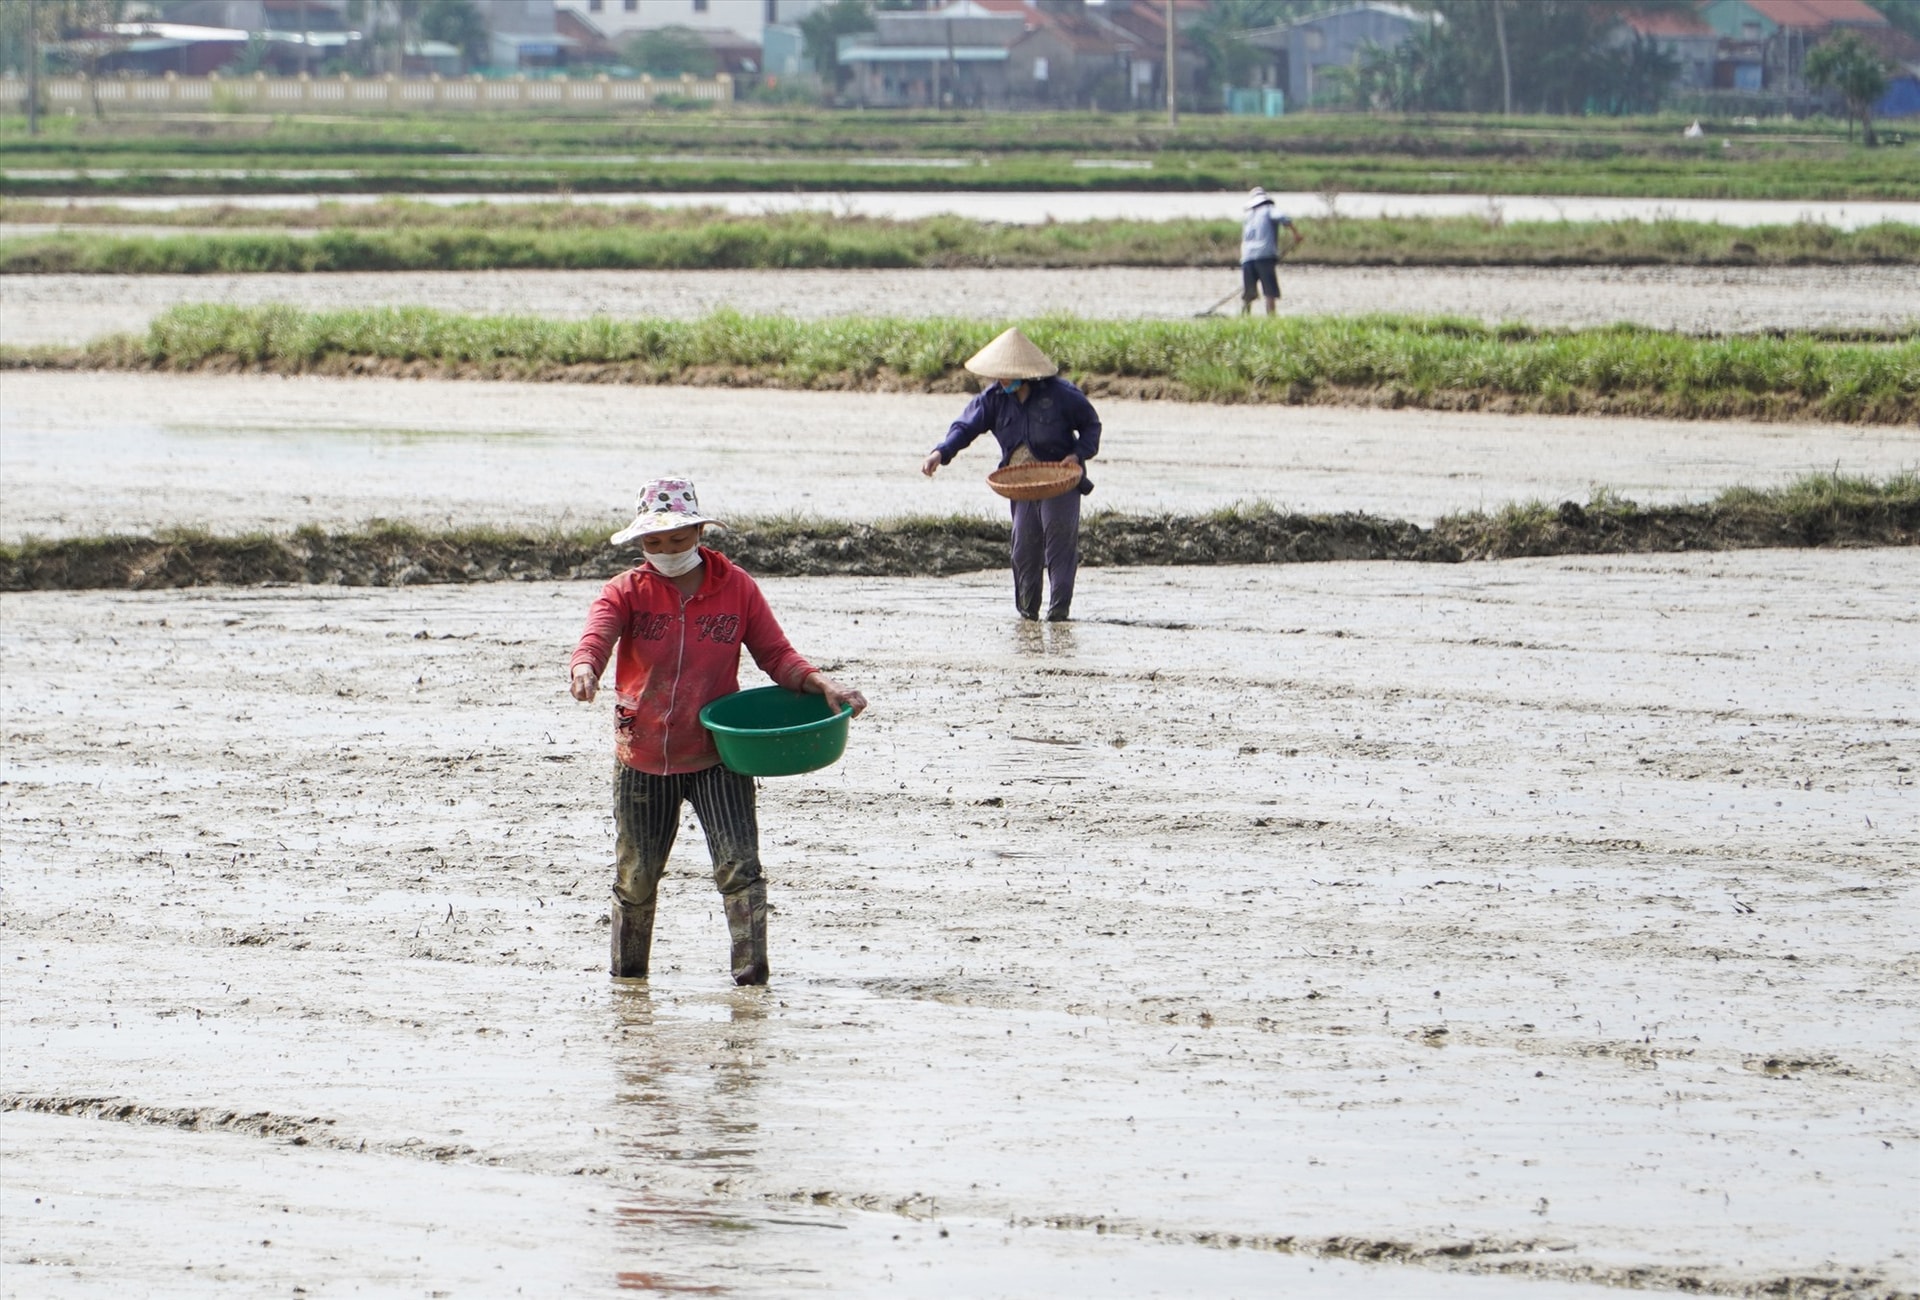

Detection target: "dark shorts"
[1241, 258, 1280, 301]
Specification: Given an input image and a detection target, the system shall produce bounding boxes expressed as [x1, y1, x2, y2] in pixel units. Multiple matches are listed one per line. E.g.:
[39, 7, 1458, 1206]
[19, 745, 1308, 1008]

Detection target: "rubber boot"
[723, 883, 769, 986]
[610, 898, 655, 979]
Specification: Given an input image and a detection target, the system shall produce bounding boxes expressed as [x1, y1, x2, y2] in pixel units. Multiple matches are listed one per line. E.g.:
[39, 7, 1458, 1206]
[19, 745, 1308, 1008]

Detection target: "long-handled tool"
[1193, 287, 1242, 318]
[1194, 242, 1300, 317]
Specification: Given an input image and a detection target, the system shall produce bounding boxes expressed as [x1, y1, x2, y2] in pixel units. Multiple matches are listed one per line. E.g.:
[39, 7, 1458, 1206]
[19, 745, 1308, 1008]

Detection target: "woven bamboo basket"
[987, 461, 1082, 502]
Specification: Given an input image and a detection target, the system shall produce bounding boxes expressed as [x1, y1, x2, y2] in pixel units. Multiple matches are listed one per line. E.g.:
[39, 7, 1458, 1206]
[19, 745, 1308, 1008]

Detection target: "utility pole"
[1164, 0, 1176, 126]
[1492, 0, 1511, 116]
[26, 5, 40, 137]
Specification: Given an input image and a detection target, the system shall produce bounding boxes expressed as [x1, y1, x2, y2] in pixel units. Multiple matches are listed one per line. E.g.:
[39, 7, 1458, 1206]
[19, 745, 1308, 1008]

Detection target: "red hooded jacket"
[570, 549, 817, 775]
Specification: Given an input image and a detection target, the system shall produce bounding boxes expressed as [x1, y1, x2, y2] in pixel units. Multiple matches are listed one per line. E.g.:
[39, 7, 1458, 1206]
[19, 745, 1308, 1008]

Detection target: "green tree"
[1349, 26, 1452, 111]
[625, 26, 716, 78]
[1180, 1, 1346, 101]
[1393, 0, 1692, 114]
[798, 0, 872, 95]
[0, 0, 129, 129]
[1805, 30, 1892, 145]
[420, 0, 488, 71]
[1866, 0, 1920, 41]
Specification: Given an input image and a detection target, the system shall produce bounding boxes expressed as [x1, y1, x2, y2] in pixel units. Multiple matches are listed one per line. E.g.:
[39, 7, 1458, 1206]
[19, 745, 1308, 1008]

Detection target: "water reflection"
[1011, 620, 1077, 656]
[610, 986, 768, 1176]
[604, 986, 776, 1293]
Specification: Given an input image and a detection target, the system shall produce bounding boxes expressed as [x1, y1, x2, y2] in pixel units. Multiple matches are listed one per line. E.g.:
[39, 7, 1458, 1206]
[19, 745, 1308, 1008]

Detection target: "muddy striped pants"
[612, 762, 762, 909]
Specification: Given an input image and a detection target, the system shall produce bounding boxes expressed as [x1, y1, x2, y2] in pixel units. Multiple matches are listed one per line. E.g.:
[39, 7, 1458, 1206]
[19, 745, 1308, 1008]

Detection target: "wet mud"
[3, 555, 1916, 1297]
[11, 348, 1913, 425]
[5, 495, 1917, 592]
[9, 373, 1915, 546]
[5, 265, 1915, 347]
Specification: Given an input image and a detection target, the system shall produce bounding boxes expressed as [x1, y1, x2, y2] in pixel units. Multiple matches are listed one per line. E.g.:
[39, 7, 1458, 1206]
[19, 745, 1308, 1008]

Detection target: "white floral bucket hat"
[610, 475, 724, 545]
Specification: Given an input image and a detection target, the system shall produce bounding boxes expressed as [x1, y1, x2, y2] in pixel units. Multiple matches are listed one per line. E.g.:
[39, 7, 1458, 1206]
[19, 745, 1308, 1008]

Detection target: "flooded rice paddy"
[3, 249, 1918, 1297]
[4, 372, 1916, 544]
[4, 551, 1916, 1297]
[3, 265, 1916, 348]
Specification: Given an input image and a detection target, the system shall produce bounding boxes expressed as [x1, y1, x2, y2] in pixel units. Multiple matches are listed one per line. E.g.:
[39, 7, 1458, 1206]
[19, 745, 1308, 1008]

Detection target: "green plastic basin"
[700, 686, 851, 777]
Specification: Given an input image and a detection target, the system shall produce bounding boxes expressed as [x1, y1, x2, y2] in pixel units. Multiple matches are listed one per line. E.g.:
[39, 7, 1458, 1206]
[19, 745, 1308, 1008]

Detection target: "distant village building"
[553, 0, 824, 73]
[554, 0, 822, 47]
[1700, 0, 1892, 94]
[1609, 8, 1720, 90]
[482, 0, 573, 70]
[117, 0, 543, 72]
[837, 0, 1152, 110]
[1240, 3, 1424, 110]
[838, 2, 1024, 108]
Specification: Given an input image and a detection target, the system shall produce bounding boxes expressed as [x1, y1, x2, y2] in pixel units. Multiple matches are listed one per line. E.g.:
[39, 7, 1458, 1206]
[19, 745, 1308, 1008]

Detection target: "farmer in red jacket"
[570, 476, 866, 985]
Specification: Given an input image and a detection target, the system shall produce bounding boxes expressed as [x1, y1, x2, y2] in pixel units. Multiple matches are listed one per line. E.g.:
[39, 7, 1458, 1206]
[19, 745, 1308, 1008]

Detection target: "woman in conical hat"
[920, 327, 1103, 622]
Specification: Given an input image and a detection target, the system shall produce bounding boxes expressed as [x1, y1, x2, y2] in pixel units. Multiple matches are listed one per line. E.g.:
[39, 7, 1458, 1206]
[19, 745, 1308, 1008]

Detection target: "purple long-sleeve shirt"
[934, 377, 1103, 480]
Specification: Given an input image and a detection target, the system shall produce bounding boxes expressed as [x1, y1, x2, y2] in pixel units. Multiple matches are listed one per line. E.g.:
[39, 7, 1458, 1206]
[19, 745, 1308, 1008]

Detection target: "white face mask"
[646, 544, 703, 578]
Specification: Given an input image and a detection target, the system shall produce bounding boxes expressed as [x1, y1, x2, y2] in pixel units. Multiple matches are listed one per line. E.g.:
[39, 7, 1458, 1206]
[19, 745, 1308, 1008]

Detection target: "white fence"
[1, 71, 736, 112]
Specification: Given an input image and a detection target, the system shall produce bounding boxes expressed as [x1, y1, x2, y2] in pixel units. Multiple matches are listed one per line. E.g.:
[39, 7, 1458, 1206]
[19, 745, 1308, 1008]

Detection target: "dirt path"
[5, 371, 1914, 544]
[4, 265, 1914, 347]
[3, 552, 1915, 1296]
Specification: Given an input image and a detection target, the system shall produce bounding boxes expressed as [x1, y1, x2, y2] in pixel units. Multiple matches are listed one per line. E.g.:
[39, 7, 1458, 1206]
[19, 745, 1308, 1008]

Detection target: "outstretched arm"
[924, 390, 995, 477]
[568, 580, 628, 701]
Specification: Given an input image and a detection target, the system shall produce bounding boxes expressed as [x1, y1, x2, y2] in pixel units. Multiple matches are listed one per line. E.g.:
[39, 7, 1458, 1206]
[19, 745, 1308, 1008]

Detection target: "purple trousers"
[1010, 491, 1080, 620]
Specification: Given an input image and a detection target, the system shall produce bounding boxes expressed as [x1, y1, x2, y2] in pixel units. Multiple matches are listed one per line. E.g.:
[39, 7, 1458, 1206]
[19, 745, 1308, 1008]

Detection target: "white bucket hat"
[963, 326, 1058, 381]
[1245, 186, 1274, 210]
[610, 475, 723, 545]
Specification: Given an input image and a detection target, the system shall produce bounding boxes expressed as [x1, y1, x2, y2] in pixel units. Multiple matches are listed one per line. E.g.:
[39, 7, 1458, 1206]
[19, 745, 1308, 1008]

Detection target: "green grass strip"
[4, 473, 1912, 592]
[9, 304, 1905, 424]
[6, 108, 1915, 201]
[4, 214, 1916, 273]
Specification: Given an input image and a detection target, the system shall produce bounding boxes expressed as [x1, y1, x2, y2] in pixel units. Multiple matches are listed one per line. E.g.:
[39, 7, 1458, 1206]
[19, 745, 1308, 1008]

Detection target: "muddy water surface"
[5, 372, 1915, 543]
[4, 553, 1915, 1296]
[5, 265, 1913, 346]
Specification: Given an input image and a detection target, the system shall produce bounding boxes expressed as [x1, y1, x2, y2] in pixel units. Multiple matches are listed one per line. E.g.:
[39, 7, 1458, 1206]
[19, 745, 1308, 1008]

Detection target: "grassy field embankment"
[5, 475, 1912, 592]
[8, 305, 1911, 424]
[2, 109, 1912, 199]
[5, 208, 1915, 272]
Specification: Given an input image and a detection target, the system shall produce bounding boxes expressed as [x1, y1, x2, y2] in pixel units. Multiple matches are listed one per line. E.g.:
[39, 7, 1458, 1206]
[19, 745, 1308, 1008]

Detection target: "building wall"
[1609, 26, 1721, 90]
[1701, 0, 1775, 42]
[158, 0, 269, 27]
[1007, 27, 1070, 105]
[850, 55, 1012, 108]
[1286, 6, 1419, 106]
[1665, 34, 1721, 89]
[555, 0, 823, 44]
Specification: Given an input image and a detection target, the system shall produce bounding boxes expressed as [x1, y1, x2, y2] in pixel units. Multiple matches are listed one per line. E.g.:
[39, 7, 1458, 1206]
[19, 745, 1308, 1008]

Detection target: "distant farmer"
[569, 475, 867, 986]
[921, 327, 1102, 623]
[1241, 186, 1305, 315]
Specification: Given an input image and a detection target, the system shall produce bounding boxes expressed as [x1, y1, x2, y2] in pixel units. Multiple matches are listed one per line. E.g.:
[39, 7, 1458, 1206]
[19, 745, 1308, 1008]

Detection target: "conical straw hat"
[964, 327, 1058, 381]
